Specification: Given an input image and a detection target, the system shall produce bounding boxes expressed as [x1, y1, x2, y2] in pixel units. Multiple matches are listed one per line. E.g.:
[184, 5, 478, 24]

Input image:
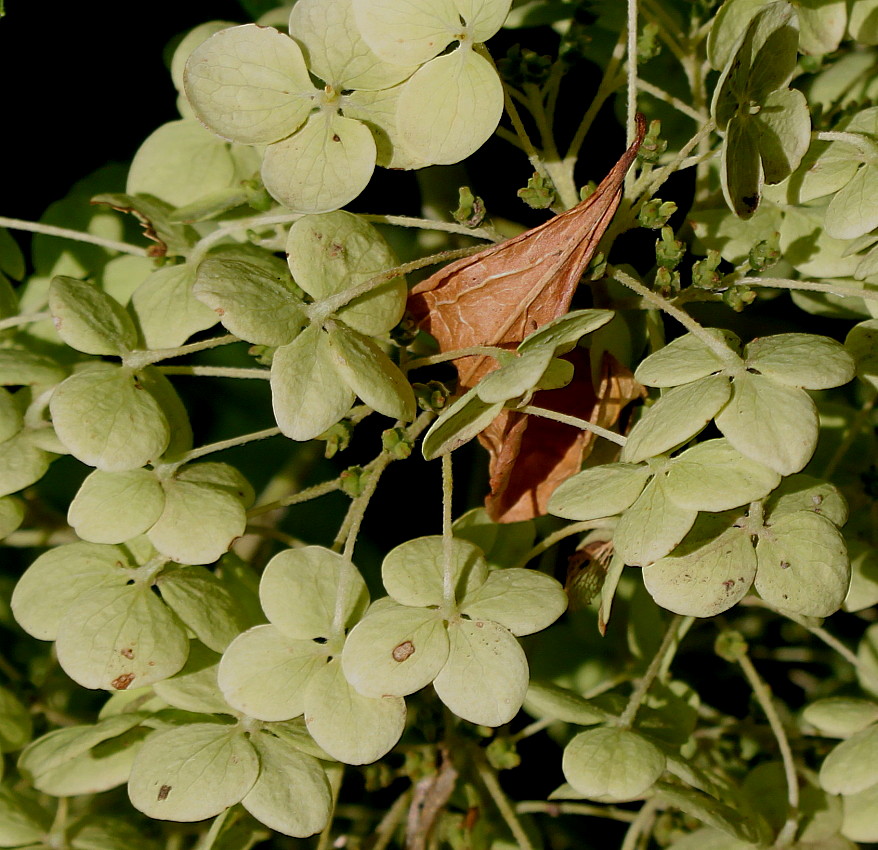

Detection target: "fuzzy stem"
[124, 334, 240, 369]
[248, 478, 342, 518]
[360, 213, 502, 243]
[441, 452, 455, 611]
[0, 311, 50, 331]
[512, 519, 614, 570]
[405, 346, 506, 372]
[157, 365, 270, 380]
[0, 215, 151, 256]
[739, 275, 878, 304]
[476, 759, 536, 850]
[626, 0, 639, 197]
[520, 405, 627, 445]
[172, 426, 281, 466]
[516, 800, 639, 822]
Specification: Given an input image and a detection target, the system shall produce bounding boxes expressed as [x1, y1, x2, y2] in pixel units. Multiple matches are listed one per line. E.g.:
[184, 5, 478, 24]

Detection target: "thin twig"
[0, 215, 150, 256]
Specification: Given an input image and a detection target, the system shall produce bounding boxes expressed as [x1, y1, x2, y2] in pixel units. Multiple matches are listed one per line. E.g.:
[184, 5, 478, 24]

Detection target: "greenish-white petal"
[634, 329, 741, 387]
[804, 697, 878, 739]
[753, 88, 811, 184]
[421, 389, 505, 460]
[547, 462, 652, 521]
[455, 0, 513, 41]
[745, 333, 855, 389]
[0, 786, 49, 845]
[433, 618, 528, 726]
[184, 24, 317, 145]
[270, 326, 354, 441]
[476, 349, 554, 403]
[825, 162, 878, 241]
[304, 658, 406, 764]
[820, 726, 878, 795]
[0, 431, 52, 497]
[524, 680, 607, 725]
[49, 276, 137, 356]
[261, 112, 376, 213]
[0, 685, 32, 753]
[841, 781, 878, 843]
[518, 309, 615, 355]
[128, 724, 258, 821]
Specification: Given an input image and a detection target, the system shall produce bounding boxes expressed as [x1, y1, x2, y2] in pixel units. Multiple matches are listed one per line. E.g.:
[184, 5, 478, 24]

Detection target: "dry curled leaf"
[408, 117, 646, 520]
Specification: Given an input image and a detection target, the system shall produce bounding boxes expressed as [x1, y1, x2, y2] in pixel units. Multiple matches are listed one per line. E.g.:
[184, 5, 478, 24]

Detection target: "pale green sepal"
[745, 333, 855, 389]
[171, 22, 238, 93]
[327, 324, 415, 422]
[614, 476, 698, 567]
[654, 784, 765, 846]
[68, 469, 164, 544]
[290, 0, 417, 90]
[131, 263, 218, 349]
[518, 309, 615, 355]
[433, 618, 528, 726]
[621, 376, 731, 463]
[271, 325, 354, 441]
[421, 389, 504, 459]
[803, 697, 878, 738]
[242, 729, 331, 837]
[267, 717, 336, 762]
[193, 256, 307, 347]
[753, 88, 811, 184]
[461, 568, 567, 636]
[0, 496, 24, 539]
[287, 212, 406, 336]
[395, 48, 503, 165]
[148, 477, 246, 566]
[341, 603, 449, 698]
[50, 364, 170, 471]
[184, 25, 316, 145]
[152, 646, 233, 715]
[0, 349, 65, 387]
[0, 685, 32, 752]
[218, 625, 325, 721]
[850, 0, 878, 44]
[706, 0, 771, 71]
[763, 474, 848, 527]
[562, 727, 666, 801]
[0, 432, 51, 497]
[382, 535, 488, 607]
[457, 0, 513, 41]
[721, 114, 763, 219]
[49, 277, 137, 355]
[303, 658, 406, 764]
[841, 782, 878, 843]
[0, 787, 49, 846]
[260, 547, 369, 639]
[664, 439, 781, 512]
[452, 508, 535, 569]
[19, 714, 149, 796]
[524, 681, 607, 725]
[643, 525, 756, 617]
[0, 389, 22, 444]
[476, 349, 554, 403]
[11, 542, 133, 641]
[825, 159, 878, 241]
[755, 511, 849, 617]
[547, 463, 652, 520]
[157, 567, 250, 652]
[351, 0, 459, 66]
[261, 113, 376, 213]
[820, 726, 878, 794]
[845, 544, 878, 612]
[55, 583, 190, 691]
[177, 461, 255, 506]
[846, 319, 878, 391]
[128, 724, 259, 821]
[138, 368, 194, 462]
[127, 119, 240, 209]
[715, 374, 817, 475]
[68, 814, 163, 850]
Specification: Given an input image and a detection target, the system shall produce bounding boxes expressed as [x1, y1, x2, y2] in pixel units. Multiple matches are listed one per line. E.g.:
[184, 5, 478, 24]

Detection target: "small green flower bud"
[318, 421, 354, 458]
[692, 249, 723, 289]
[382, 427, 412, 460]
[414, 380, 452, 413]
[748, 232, 781, 272]
[339, 465, 368, 497]
[452, 186, 486, 228]
[638, 198, 677, 229]
[518, 172, 556, 210]
[655, 226, 685, 269]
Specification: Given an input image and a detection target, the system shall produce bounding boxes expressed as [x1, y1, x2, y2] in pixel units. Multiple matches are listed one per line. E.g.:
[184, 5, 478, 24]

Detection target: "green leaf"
[715, 373, 817, 475]
[643, 522, 756, 617]
[0, 228, 25, 281]
[614, 475, 698, 567]
[755, 510, 849, 617]
[152, 645, 233, 715]
[184, 24, 316, 145]
[157, 567, 250, 652]
[261, 546, 368, 639]
[287, 211, 406, 336]
[654, 782, 764, 845]
[382, 535, 488, 607]
[562, 727, 666, 801]
[50, 364, 170, 471]
[433, 617, 528, 725]
[194, 256, 307, 346]
[825, 160, 878, 242]
[261, 112, 376, 213]
[841, 781, 878, 843]
[55, 581, 190, 691]
[0, 349, 65, 387]
[303, 658, 406, 764]
[846, 319, 878, 391]
[664, 439, 781, 512]
[0, 432, 51, 497]
[621, 376, 732, 463]
[0, 686, 32, 752]
[395, 48, 504, 165]
[131, 263, 218, 349]
[327, 323, 415, 422]
[421, 389, 505, 459]
[147, 472, 247, 566]
[460, 568, 567, 636]
[803, 697, 878, 738]
[722, 114, 763, 218]
[11, 542, 133, 641]
[820, 725, 878, 794]
[763, 474, 848, 526]
[271, 325, 354, 441]
[548, 462, 653, 521]
[218, 625, 325, 721]
[128, 724, 259, 821]
[524, 680, 608, 725]
[476, 349, 554, 403]
[68, 469, 165, 544]
[242, 729, 331, 837]
[745, 333, 855, 389]
[18, 714, 149, 796]
[69, 814, 163, 850]
[0, 787, 49, 847]
[341, 602, 449, 697]
[752, 88, 811, 184]
[351, 0, 459, 66]
[518, 308, 615, 354]
[290, 0, 417, 90]
[49, 276, 138, 355]
[0, 495, 24, 539]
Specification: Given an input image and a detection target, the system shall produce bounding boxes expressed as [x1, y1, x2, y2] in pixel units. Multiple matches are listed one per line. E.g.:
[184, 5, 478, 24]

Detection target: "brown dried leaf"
[408, 118, 646, 520]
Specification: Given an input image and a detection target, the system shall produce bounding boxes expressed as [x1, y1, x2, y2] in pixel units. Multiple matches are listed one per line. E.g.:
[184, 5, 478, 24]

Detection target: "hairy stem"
[0, 215, 150, 256]
[520, 405, 627, 445]
[476, 758, 536, 850]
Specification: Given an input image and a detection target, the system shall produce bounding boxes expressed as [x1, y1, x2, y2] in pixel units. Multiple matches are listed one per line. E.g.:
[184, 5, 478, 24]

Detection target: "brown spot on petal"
[111, 673, 136, 690]
[392, 640, 415, 662]
[157, 785, 171, 801]
[120, 647, 135, 659]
